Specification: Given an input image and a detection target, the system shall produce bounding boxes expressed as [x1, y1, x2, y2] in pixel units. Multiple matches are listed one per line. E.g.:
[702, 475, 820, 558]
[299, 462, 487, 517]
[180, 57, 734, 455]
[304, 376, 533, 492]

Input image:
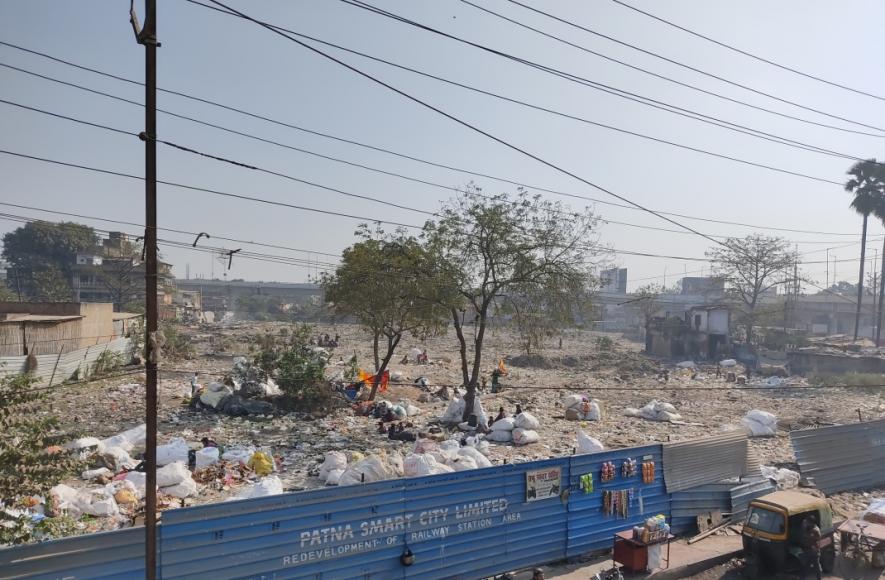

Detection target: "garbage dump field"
[30, 322, 885, 539]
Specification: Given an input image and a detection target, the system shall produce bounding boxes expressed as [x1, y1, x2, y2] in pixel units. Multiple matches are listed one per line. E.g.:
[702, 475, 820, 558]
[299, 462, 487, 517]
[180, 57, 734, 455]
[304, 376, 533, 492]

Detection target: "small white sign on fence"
[525, 466, 562, 502]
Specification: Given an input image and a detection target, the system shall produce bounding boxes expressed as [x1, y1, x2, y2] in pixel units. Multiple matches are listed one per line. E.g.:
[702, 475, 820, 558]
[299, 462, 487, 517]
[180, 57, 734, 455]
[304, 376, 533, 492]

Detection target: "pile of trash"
[624, 400, 683, 422]
[761, 465, 799, 490]
[742, 410, 778, 437]
[562, 394, 601, 421]
[194, 358, 280, 416]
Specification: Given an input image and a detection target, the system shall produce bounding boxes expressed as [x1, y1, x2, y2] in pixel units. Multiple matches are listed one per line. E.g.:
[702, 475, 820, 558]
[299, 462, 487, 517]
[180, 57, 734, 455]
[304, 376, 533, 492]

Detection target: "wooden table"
[612, 529, 674, 572]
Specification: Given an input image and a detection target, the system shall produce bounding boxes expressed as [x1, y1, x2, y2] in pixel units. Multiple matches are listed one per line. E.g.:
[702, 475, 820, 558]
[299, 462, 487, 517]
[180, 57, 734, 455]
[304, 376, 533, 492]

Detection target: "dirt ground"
[43, 321, 885, 536]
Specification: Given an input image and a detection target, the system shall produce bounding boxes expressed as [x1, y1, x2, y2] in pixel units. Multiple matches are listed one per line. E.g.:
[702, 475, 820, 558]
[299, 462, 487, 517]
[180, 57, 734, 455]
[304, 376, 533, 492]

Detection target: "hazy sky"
[2, 0, 884, 291]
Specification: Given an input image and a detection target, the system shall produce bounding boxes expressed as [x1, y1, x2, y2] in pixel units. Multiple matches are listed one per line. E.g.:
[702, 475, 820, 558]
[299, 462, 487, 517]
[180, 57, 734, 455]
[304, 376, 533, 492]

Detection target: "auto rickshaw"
[741, 490, 836, 577]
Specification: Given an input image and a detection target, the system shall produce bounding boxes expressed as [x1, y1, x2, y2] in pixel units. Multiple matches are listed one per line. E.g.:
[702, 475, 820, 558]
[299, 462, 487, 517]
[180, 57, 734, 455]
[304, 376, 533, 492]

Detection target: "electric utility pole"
[130, 1, 158, 577]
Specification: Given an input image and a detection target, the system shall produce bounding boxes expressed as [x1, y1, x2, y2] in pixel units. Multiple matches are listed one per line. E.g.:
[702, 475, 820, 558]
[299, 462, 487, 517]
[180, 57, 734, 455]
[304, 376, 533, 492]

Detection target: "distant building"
[0, 302, 141, 356]
[174, 279, 323, 314]
[599, 268, 627, 294]
[681, 277, 725, 296]
[70, 232, 174, 308]
[646, 305, 731, 359]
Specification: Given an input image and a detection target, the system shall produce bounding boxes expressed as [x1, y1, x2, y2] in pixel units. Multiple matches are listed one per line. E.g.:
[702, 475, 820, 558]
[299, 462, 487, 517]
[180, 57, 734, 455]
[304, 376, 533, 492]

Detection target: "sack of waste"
[464, 436, 491, 458]
[457, 446, 492, 468]
[490, 417, 516, 431]
[67, 437, 103, 458]
[157, 461, 190, 488]
[338, 454, 400, 485]
[486, 429, 513, 443]
[400, 400, 421, 417]
[195, 447, 220, 469]
[576, 429, 605, 454]
[319, 451, 348, 481]
[512, 428, 539, 446]
[562, 394, 585, 409]
[50, 484, 85, 517]
[162, 476, 198, 499]
[742, 410, 778, 437]
[82, 467, 112, 481]
[861, 498, 885, 525]
[676, 361, 696, 369]
[157, 438, 189, 466]
[124, 471, 147, 497]
[441, 397, 466, 424]
[100, 424, 147, 453]
[101, 446, 136, 471]
[404, 453, 455, 477]
[446, 455, 478, 471]
[235, 476, 284, 499]
[719, 359, 737, 367]
[78, 488, 119, 517]
[514, 412, 540, 430]
[626, 400, 682, 422]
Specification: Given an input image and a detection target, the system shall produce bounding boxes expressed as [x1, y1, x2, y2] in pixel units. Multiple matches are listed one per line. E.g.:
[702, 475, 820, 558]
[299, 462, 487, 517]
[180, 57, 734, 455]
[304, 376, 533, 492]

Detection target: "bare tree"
[707, 235, 798, 345]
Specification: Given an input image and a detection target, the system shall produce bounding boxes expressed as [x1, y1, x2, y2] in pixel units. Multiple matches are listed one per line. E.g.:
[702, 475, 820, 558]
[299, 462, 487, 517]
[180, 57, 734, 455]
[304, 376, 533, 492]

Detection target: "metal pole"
[131, 0, 159, 576]
[878, 236, 885, 347]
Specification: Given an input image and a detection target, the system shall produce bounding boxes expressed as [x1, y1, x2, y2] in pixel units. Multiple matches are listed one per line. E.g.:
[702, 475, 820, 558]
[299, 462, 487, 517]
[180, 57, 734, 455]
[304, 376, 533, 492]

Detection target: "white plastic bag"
[82, 467, 112, 480]
[512, 428, 540, 446]
[157, 438, 189, 466]
[719, 359, 737, 367]
[162, 477, 198, 499]
[319, 451, 348, 480]
[584, 401, 602, 421]
[156, 462, 190, 487]
[514, 412, 540, 430]
[490, 417, 516, 432]
[67, 437, 103, 454]
[102, 446, 136, 471]
[124, 471, 147, 497]
[236, 476, 284, 499]
[79, 488, 119, 517]
[861, 498, 885, 525]
[742, 410, 778, 437]
[50, 484, 83, 516]
[195, 447, 220, 469]
[222, 446, 255, 464]
[676, 361, 696, 369]
[486, 430, 513, 443]
[325, 468, 345, 486]
[760, 465, 799, 490]
[577, 429, 605, 454]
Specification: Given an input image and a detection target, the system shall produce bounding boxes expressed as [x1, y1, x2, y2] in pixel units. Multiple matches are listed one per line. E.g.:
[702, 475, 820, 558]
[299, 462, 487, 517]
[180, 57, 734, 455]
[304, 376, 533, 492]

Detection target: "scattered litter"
[761, 466, 799, 490]
[742, 410, 778, 437]
[222, 446, 255, 465]
[195, 447, 220, 469]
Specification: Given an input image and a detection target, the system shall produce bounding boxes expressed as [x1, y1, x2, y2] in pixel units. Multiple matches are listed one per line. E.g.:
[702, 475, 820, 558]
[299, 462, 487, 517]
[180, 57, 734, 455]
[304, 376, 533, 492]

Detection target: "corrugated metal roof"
[663, 432, 749, 493]
[670, 477, 774, 534]
[790, 419, 885, 494]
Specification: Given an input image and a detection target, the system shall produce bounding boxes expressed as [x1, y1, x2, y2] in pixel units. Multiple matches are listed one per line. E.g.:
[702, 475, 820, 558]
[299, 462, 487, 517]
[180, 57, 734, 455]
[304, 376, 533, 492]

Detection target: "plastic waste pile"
[562, 394, 601, 421]
[624, 400, 682, 422]
[742, 410, 778, 437]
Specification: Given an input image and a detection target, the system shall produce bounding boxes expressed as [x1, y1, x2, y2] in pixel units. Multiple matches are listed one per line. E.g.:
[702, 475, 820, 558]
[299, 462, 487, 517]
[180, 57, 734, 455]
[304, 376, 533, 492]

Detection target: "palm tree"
[845, 159, 885, 341]
[873, 188, 885, 346]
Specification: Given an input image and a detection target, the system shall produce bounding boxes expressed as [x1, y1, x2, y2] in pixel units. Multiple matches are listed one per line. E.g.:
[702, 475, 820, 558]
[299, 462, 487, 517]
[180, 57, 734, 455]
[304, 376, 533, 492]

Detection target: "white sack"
[490, 417, 516, 432]
[458, 446, 492, 468]
[236, 476, 284, 499]
[441, 397, 466, 424]
[742, 410, 778, 437]
[514, 412, 540, 430]
[156, 438, 189, 467]
[486, 430, 513, 443]
[576, 430, 605, 454]
[325, 468, 345, 486]
[319, 451, 348, 480]
[222, 446, 255, 464]
[195, 447, 220, 469]
[512, 428, 540, 446]
[156, 462, 190, 488]
[162, 477, 198, 499]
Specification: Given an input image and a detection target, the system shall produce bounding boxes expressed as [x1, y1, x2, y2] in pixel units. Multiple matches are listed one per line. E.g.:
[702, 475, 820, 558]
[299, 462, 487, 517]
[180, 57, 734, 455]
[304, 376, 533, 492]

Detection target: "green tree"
[254, 324, 332, 411]
[874, 195, 885, 346]
[322, 226, 447, 399]
[0, 374, 81, 543]
[845, 159, 885, 340]
[505, 276, 590, 356]
[707, 235, 798, 345]
[2, 221, 98, 301]
[423, 187, 599, 417]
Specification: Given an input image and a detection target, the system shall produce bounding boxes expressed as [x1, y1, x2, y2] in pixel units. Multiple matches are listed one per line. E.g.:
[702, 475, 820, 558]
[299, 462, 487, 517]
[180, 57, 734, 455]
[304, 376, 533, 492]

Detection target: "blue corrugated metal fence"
[1, 444, 676, 579]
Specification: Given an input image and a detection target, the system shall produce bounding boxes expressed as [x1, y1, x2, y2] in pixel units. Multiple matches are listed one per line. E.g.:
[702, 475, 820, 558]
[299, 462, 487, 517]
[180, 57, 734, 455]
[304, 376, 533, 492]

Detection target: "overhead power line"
[0, 95, 864, 247]
[0, 43, 862, 236]
[610, 0, 885, 103]
[459, 0, 885, 140]
[499, 0, 885, 134]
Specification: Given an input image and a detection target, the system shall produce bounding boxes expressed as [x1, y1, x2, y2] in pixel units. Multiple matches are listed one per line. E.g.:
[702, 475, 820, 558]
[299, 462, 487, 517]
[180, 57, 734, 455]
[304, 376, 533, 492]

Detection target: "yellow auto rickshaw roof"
[750, 490, 827, 515]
